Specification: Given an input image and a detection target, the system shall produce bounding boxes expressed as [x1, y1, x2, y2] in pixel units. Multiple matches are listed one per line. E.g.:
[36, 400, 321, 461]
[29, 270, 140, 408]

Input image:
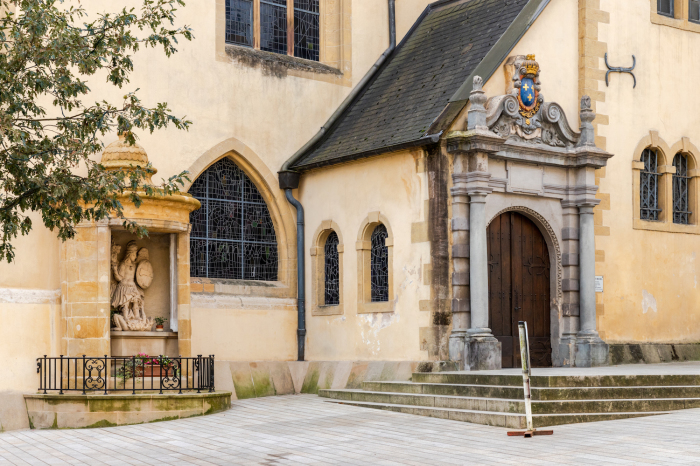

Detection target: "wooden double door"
[487, 212, 552, 368]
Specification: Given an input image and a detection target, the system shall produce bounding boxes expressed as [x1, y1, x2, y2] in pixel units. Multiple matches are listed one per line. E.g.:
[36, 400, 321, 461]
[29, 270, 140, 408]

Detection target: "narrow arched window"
[640, 148, 661, 221]
[324, 232, 339, 306]
[189, 157, 278, 281]
[370, 224, 389, 302]
[673, 153, 691, 225]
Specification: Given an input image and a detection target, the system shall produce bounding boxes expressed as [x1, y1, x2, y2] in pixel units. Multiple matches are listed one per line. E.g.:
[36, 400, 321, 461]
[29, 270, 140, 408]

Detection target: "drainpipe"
[285, 188, 306, 361]
[279, 0, 397, 362]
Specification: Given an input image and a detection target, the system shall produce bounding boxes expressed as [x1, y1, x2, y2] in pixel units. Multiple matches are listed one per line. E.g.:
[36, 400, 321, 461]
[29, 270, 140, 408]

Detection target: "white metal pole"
[518, 321, 533, 432]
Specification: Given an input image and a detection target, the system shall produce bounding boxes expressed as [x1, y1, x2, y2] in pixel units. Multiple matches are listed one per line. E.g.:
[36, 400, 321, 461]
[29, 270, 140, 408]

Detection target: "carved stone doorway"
[487, 212, 552, 368]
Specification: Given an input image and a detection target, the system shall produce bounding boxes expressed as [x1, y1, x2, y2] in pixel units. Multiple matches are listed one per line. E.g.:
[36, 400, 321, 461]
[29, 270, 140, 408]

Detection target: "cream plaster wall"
[481, 0, 579, 126]
[594, 0, 700, 343]
[299, 151, 431, 361]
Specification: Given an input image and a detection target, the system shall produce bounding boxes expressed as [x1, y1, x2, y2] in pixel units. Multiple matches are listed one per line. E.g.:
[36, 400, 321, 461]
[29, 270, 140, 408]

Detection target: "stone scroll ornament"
[111, 240, 155, 331]
[484, 54, 582, 148]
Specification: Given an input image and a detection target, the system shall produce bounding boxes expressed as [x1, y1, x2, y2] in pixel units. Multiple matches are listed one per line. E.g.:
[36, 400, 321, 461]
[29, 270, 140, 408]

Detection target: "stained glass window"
[226, 0, 254, 47]
[641, 149, 661, 221]
[658, 0, 674, 17]
[324, 232, 339, 306]
[189, 158, 278, 281]
[370, 224, 389, 302]
[294, 0, 319, 61]
[673, 153, 691, 225]
[261, 0, 288, 55]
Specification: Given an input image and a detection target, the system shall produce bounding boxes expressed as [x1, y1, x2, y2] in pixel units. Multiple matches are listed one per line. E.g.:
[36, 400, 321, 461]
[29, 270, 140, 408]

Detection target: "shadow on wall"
[215, 361, 458, 399]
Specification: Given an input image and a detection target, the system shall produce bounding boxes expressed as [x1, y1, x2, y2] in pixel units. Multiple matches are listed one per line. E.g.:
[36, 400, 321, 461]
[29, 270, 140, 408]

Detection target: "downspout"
[279, 0, 397, 362]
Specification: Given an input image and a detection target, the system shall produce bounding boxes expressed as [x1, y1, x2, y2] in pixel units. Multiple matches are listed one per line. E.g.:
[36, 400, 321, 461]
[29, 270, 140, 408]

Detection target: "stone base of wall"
[24, 392, 231, 429]
[609, 344, 700, 365]
[216, 361, 458, 400]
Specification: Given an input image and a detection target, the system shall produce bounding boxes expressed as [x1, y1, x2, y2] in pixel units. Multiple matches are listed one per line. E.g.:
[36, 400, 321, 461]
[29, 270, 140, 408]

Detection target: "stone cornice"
[445, 130, 506, 155]
[492, 139, 613, 169]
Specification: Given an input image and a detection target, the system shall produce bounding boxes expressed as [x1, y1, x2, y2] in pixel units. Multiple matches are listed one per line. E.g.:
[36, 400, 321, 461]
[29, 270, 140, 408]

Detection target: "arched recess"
[632, 131, 674, 226]
[310, 220, 344, 316]
[184, 137, 295, 293]
[356, 211, 394, 314]
[669, 137, 699, 226]
[487, 206, 563, 367]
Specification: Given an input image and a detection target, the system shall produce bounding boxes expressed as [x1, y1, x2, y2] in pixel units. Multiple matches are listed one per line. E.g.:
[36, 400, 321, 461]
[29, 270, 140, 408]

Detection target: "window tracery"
[673, 153, 691, 225]
[640, 148, 661, 221]
[370, 224, 389, 302]
[189, 158, 278, 281]
[323, 231, 339, 306]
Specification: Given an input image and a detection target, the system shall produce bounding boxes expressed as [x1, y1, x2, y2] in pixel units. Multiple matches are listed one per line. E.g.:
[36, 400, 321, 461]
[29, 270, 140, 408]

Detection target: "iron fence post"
[132, 355, 136, 395]
[197, 355, 202, 394]
[82, 355, 86, 395]
[59, 355, 64, 395]
[104, 355, 108, 395]
[210, 355, 215, 392]
[159, 355, 163, 395]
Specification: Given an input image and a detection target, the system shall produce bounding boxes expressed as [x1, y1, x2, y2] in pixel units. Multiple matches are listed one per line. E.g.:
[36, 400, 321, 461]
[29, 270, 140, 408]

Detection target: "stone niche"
[59, 135, 200, 359]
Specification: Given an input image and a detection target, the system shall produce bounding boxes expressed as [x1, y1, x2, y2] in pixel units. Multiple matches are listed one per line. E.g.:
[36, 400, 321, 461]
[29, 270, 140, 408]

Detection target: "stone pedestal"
[575, 337, 609, 367]
[464, 336, 502, 371]
[110, 331, 179, 358]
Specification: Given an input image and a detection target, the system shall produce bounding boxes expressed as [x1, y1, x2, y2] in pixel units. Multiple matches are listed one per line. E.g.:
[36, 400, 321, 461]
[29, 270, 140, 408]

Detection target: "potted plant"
[154, 317, 167, 332]
[143, 356, 175, 377]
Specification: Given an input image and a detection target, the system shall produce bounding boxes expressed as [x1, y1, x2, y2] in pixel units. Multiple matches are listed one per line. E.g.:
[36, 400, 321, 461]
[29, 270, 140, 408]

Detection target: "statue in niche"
[111, 240, 155, 331]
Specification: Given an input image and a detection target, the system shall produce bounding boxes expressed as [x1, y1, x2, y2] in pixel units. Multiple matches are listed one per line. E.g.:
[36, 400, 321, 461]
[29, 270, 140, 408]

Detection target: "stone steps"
[320, 389, 700, 414]
[360, 381, 700, 400]
[322, 399, 667, 429]
[317, 371, 700, 428]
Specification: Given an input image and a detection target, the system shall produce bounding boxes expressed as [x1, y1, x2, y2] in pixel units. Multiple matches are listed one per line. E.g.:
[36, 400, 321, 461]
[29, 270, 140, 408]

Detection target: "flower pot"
[155, 325, 164, 332]
[142, 364, 173, 377]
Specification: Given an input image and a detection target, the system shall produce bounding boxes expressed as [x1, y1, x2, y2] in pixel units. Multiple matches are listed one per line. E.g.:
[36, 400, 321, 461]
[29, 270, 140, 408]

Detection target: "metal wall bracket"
[604, 53, 636, 88]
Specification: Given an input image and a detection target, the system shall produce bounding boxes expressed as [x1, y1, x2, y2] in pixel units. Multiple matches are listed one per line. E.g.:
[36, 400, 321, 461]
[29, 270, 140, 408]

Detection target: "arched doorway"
[487, 211, 552, 368]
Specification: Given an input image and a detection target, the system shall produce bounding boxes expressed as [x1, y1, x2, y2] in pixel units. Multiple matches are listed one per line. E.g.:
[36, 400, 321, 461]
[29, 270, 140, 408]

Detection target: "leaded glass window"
[673, 153, 691, 225]
[294, 0, 319, 61]
[324, 232, 340, 306]
[640, 149, 661, 221]
[691, 0, 700, 23]
[658, 0, 674, 17]
[189, 158, 278, 281]
[226, 0, 254, 47]
[370, 224, 389, 302]
[261, 0, 288, 55]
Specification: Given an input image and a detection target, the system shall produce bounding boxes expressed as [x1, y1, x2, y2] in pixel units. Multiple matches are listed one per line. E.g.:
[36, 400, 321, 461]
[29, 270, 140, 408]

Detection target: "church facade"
[1, 0, 700, 431]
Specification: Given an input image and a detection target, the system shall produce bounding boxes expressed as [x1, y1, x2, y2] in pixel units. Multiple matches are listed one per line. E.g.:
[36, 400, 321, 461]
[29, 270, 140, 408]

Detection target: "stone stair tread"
[323, 399, 673, 418]
[370, 381, 700, 390]
[324, 389, 700, 403]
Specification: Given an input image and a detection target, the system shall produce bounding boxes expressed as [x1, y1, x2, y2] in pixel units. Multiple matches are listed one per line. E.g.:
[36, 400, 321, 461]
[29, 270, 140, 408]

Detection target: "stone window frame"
[651, 0, 700, 33]
[633, 131, 700, 233]
[356, 212, 394, 314]
[310, 220, 344, 316]
[215, 0, 352, 86]
[183, 138, 296, 300]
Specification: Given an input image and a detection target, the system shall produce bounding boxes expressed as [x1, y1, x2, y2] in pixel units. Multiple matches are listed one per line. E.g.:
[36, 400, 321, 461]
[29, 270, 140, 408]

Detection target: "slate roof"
[290, 0, 531, 170]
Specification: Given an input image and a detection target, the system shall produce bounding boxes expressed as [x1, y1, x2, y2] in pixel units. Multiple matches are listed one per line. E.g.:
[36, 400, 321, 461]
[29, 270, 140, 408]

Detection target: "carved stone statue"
[111, 240, 155, 331]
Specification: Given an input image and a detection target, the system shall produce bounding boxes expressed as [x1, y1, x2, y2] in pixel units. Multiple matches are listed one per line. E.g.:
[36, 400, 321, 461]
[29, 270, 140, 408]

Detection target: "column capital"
[578, 205, 595, 215]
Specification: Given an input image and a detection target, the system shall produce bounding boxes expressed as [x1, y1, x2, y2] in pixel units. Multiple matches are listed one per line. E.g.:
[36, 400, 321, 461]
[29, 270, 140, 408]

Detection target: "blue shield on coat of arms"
[520, 77, 536, 107]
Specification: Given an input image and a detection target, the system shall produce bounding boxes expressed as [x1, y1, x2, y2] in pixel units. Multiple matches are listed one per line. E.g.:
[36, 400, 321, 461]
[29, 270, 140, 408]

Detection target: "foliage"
[154, 316, 167, 326]
[0, 0, 194, 262]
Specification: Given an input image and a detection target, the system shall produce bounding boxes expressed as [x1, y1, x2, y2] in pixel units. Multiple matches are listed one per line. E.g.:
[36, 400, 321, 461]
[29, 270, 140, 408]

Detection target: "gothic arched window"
[323, 232, 339, 306]
[370, 224, 389, 302]
[640, 148, 661, 221]
[673, 153, 691, 225]
[189, 158, 278, 281]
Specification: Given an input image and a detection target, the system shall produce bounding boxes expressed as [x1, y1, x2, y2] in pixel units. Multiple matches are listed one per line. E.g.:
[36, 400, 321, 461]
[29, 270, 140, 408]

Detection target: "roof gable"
[291, 0, 542, 171]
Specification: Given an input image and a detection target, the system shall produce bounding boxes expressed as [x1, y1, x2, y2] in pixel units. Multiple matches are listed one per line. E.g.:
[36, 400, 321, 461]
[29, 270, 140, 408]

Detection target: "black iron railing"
[36, 355, 215, 394]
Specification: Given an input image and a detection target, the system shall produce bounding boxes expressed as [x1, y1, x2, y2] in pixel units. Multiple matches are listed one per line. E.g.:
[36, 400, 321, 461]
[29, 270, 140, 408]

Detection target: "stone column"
[448, 153, 470, 366]
[464, 188, 500, 370]
[575, 204, 608, 366]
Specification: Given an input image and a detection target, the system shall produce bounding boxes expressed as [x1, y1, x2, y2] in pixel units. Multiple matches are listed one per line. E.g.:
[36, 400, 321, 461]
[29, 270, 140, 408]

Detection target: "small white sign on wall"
[595, 276, 604, 293]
